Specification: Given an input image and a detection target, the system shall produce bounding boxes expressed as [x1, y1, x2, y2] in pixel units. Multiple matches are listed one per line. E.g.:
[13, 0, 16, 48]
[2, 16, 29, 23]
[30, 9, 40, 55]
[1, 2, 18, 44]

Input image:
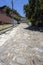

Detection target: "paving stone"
[12, 56, 16, 61]
[0, 23, 43, 65]
[0, 62, 5, 65]
[16, 57, 26, 64]
[0, 63, 2, 65]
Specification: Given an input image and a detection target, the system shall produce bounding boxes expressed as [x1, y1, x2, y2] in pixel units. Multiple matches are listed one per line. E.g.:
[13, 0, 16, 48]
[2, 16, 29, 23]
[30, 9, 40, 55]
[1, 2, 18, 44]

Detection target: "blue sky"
[0, 0, 28, 16]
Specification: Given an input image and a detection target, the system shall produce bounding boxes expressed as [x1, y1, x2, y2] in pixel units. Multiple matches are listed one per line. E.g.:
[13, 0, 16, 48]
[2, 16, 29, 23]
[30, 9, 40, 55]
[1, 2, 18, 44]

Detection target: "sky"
[0, 0, 28, 16]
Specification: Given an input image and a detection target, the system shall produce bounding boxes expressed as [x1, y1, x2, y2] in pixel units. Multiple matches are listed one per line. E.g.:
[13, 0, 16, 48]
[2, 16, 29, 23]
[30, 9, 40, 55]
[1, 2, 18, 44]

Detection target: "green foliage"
[13, 10, 21, 17]
[13, 16, 21, 21]
[5, 7, 11, 15]
[2, 6, 21, 21]
[39, 0, 43, 3]
[24, 4, 31, 18]
[30, 18, 36, 25]
[24, 0, 43, 26]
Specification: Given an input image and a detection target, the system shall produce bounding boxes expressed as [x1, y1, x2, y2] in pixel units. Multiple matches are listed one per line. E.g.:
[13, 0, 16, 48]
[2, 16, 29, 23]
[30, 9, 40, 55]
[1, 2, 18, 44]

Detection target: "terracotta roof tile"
[0, 13, 13, 24]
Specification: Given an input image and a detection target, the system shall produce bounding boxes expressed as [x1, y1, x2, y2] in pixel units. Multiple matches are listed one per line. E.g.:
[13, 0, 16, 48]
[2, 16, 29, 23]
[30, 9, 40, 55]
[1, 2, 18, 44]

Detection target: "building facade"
[0, 6, 13, 24]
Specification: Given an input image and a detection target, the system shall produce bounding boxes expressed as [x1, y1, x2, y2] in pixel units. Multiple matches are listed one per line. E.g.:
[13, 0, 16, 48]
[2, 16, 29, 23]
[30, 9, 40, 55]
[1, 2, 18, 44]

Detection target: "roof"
[0, 13, 13, 24]
[0, 5, 7, 9]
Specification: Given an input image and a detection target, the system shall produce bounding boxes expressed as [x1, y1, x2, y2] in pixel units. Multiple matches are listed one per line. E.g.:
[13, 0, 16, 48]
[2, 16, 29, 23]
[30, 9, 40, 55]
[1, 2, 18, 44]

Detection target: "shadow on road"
[24, 25, 43, 32]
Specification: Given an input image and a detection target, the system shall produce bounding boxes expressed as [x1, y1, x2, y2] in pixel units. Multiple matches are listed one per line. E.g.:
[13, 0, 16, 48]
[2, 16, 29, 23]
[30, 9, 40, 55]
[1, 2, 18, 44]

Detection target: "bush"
[13, 16, 21, 21]
[28, 18, 36, 26]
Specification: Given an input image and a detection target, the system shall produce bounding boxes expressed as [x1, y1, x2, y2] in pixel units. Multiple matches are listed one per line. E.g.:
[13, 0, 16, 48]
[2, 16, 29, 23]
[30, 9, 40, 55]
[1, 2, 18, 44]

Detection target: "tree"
[24, 0, 36, 25]
[24, 0, 36, 19]
[5, 7, 10, 15]
[23, 0, 43, 26]
[29, 0, 36, 17]
[32, 0, 40, 20]
[24, 4, 30, 18]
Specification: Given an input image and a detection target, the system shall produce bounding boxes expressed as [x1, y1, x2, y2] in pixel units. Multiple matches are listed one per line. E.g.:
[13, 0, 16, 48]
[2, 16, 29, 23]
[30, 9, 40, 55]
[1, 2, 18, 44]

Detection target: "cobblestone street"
[0, 23, 43, 65]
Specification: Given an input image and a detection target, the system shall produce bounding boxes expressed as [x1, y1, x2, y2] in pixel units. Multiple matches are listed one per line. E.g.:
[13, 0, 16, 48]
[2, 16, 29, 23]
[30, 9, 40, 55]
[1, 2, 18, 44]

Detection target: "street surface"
[0, 23, 43, 65]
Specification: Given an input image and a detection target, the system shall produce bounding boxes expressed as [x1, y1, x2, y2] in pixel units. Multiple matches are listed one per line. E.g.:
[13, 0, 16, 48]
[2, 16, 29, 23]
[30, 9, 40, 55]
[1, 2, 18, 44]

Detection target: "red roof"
[0, 13, 12, 24]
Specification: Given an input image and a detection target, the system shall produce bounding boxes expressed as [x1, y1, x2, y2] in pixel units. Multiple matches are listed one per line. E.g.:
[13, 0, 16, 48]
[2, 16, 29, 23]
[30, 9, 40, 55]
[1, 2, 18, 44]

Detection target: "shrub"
[29, 18, 36, 26]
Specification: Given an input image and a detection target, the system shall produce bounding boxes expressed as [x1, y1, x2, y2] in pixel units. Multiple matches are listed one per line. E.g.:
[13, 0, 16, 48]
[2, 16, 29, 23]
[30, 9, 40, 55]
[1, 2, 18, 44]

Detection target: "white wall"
[13, 19, 18, 24]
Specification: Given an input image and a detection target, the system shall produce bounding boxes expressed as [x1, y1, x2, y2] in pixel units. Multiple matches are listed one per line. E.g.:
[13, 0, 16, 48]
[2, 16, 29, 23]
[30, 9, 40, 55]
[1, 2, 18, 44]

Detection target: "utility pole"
[12, 0, 13, 10]
[11, 0, 14, 26]
[11, 0, 13, 14]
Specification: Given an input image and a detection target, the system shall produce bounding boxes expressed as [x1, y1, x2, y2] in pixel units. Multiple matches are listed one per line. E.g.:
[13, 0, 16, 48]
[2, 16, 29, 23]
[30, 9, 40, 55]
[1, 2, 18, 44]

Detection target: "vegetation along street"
[0, 0, 43, 65]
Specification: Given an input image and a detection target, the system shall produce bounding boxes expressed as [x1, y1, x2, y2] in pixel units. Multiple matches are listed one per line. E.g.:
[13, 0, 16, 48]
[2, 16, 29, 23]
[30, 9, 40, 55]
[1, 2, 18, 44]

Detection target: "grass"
[0, 24, 13, 31]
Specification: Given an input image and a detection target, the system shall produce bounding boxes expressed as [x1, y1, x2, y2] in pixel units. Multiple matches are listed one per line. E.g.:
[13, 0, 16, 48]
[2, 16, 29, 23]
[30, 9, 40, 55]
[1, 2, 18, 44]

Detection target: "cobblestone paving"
[0, 23, 43, 65]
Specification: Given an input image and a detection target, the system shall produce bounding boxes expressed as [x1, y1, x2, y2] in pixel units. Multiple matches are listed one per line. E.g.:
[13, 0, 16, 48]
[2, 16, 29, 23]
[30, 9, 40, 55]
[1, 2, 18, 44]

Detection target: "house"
[0, 6, 20, 24]
[0, 6, 7, 14]
[0, 6, 13, 24]
[0, 13, 13, 24]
